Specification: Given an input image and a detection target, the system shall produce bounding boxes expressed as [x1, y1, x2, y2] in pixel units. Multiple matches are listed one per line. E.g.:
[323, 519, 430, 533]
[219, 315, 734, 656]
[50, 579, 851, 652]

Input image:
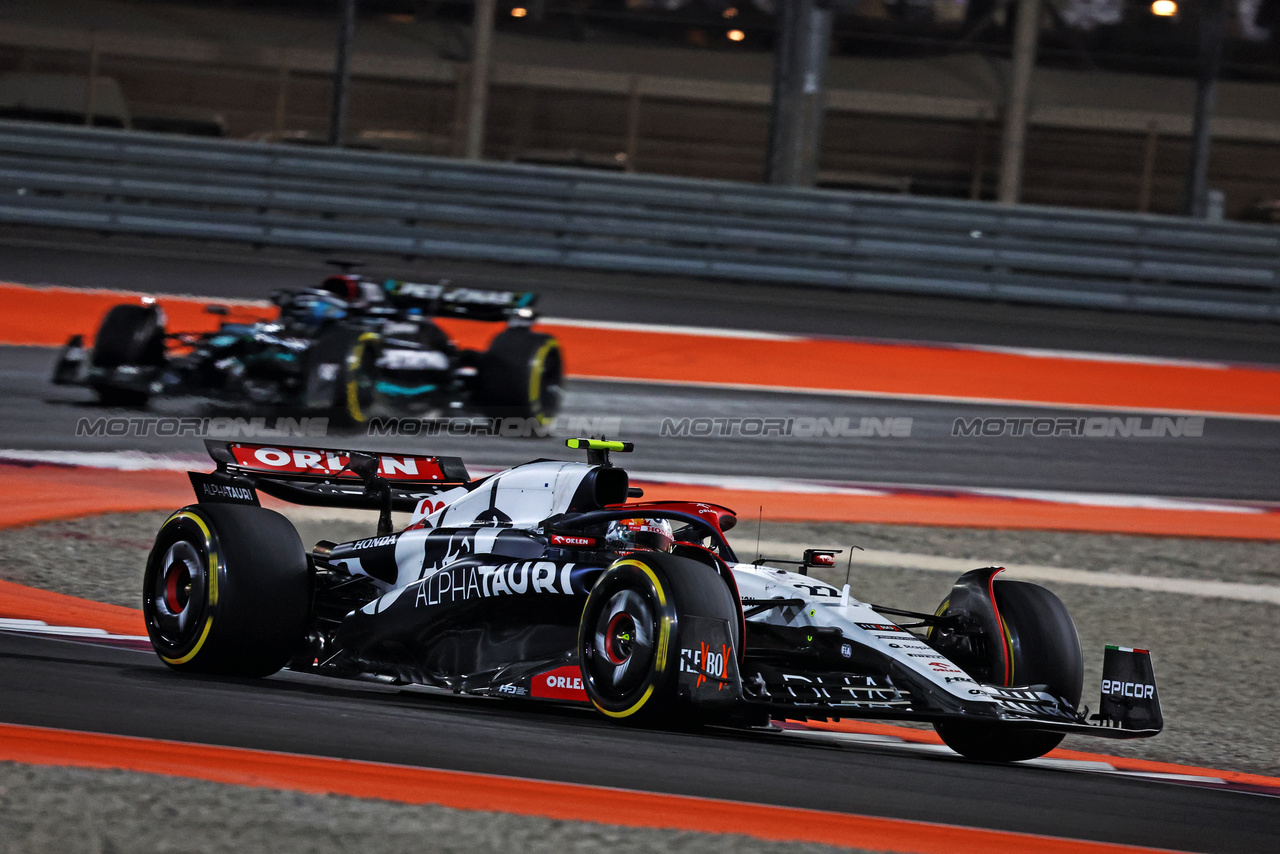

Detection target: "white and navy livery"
[142, 439, 1163, 762]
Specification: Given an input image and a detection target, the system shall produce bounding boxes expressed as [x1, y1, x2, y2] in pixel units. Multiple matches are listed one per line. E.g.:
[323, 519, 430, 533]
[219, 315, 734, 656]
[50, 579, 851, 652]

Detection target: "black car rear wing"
[382, 280, 537, 322]
[195, 440, 471, 535]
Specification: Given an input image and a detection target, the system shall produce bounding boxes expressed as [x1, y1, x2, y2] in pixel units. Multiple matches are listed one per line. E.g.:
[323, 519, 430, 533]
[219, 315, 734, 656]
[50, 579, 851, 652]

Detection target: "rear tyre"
[476, 329, 562, 425]
[90, 304, 165, 406]
[142, 504, 310, 677]
[931, 579, 1083, 762]
[579, 551, 739, 725]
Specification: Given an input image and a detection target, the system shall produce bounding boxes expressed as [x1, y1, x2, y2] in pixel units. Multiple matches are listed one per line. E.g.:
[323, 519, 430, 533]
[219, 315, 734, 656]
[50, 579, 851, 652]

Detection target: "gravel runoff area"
[0, 762, 856, 854]
[1, 510, 1278, 852]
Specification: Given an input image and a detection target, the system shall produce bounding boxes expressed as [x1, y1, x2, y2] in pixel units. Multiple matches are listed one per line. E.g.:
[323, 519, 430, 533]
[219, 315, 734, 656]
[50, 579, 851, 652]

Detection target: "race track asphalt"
[1, 633, 1276, 854]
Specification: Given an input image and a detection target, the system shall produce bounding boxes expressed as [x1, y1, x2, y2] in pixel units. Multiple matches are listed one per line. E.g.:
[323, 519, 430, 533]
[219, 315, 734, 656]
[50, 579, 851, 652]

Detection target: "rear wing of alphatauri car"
[192, 440, 471, 534]
[382, 280, 537, 323]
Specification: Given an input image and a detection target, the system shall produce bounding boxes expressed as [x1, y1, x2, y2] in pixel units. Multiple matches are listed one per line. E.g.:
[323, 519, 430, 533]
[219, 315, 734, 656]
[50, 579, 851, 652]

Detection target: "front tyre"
[578, 551, 739, 724]
[931, 579, 1083, 762]
[90, 304, 165, 406]
[142, 504, 310, 677]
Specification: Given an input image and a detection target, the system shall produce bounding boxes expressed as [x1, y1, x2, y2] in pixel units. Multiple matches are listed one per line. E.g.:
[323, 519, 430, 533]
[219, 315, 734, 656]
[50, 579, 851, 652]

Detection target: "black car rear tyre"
[476, 329, 563, 425]
[931, 579, 1083, 762]
[578, 550, 739, 725]
[142, 504, 310, 677]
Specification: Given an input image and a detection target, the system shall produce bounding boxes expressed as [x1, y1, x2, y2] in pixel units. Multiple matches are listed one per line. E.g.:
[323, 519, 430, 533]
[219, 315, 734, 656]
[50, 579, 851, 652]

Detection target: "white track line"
[0, 618, 149, 642]
[541, 317, 804, 341]
[753, 539, 1280, 606]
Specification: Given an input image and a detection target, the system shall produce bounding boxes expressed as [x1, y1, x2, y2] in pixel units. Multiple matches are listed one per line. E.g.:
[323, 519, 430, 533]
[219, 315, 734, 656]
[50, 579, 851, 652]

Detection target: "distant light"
[511, 6, 528, 17]
[723, 6, 739, 17]
[727, 29, 745, 42]
[1150, 0, 1177, 16]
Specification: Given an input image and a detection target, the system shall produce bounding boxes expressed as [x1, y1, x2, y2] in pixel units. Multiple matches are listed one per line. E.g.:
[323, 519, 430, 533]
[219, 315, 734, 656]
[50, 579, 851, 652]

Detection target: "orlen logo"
[1102, 679, 1155, 699]
[230, 445, 446, 480]
[531, 666, 588, 701]
[550, 534, 598, 548]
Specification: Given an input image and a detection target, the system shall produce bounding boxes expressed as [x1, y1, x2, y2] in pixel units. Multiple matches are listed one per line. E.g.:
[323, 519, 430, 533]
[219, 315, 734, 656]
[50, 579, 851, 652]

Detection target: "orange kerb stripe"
[0, 284, 275, 347]
[0, 723, 1185, 854]
[0, 463, 192, 529]
[0, 578, 144, 636]
[5, 282, 1279, 418]
[529, 325, 1280, 418]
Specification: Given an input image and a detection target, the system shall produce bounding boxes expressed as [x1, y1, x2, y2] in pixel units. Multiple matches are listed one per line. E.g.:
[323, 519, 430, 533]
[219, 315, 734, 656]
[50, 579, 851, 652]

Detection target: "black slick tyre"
[578, 550, 738, 725]
[932, 579, 1083, 762]
[90, 304, 165, 406]
[476, 329, 562, 425]
[142, 504, 310, 677]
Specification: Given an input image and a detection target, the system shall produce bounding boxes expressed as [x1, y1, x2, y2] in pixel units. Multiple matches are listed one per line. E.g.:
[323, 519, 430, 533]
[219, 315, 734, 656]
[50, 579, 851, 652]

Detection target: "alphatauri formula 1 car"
[145, 439, 1162, 762]
[52, 273, 562, 424]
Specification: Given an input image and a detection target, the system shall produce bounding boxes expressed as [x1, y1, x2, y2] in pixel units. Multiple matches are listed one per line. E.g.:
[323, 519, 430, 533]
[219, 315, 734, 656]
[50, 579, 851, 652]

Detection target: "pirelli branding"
[414, 561, 576, 607]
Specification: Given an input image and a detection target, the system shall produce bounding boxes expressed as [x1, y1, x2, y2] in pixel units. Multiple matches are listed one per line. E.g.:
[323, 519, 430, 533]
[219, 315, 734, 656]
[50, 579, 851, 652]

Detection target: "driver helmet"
[606, 518, 675, 553]
[284, 289, 348, 329]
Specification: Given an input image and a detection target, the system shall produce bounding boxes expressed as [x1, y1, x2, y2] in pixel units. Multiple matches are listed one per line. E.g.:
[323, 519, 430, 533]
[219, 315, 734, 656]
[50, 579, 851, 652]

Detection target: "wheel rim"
[151, 539, 206, 644]
[589, 589, 655, 695]
[530, 344, 563, 423]
[345, 335, 380, 422]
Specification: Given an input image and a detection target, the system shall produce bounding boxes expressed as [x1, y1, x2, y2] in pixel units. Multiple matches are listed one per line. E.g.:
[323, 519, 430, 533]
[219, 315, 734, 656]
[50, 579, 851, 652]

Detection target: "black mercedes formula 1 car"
[52, 271, 563, 425]
[144, 438, 1162, 762]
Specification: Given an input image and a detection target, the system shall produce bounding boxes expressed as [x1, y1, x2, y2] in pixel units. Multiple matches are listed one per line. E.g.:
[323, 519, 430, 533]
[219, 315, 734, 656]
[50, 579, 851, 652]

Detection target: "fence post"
[998, 0, 1041, 204]
[84, 32, 100, 127]
[464, 0, 497, 161]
